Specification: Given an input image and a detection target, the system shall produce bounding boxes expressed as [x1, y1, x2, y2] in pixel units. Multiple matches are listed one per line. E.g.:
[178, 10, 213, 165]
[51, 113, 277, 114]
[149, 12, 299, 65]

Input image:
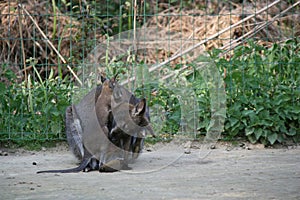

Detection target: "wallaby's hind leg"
[99, 159, 129, 172]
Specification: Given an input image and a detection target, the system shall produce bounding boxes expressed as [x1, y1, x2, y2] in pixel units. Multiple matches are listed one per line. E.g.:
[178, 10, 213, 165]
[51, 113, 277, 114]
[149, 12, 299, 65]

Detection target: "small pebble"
[184, 149, 191, 154]
[239, 143, 245, 147]
[287, 145, 294, 150]
[32, 162, 37, 165]
[0, 151, 8, 156]
[225, 145, 232, 151]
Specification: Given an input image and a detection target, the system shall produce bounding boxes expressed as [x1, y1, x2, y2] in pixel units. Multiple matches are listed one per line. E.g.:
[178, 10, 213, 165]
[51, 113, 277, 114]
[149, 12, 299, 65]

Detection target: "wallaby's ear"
[101, 75, 107, 83]
[111, 73, 118, 81]
[134, 98, 146, 116]
[109, 74, 119, 89]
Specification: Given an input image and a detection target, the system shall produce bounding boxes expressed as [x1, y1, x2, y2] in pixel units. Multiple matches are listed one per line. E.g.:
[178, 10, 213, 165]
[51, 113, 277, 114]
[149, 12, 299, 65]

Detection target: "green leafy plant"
[1, 37, 299, 147]
[214, 39, 300, 145]
[135, 81, 181, 138]
[0, 59, 73, 145]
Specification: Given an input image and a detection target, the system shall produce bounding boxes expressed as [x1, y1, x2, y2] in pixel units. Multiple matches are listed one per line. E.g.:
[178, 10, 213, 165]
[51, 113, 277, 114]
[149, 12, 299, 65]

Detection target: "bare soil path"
[0, 142, 299, 200]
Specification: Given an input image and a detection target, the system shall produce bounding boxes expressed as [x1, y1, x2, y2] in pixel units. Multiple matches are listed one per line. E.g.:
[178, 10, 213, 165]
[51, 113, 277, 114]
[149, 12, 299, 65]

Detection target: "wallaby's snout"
[146, 124, 155, 138]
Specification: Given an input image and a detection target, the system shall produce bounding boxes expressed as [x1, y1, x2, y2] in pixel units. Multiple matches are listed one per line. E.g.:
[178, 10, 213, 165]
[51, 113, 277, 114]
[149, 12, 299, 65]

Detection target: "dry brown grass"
[140, 1, 299, 65]
[0, 0, 100, 83]
[0, 0, 299, 83]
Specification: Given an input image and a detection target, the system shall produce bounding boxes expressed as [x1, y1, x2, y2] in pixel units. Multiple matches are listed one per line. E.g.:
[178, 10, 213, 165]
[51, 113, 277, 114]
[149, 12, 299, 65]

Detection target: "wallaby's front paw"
[121, 164, 132, 170]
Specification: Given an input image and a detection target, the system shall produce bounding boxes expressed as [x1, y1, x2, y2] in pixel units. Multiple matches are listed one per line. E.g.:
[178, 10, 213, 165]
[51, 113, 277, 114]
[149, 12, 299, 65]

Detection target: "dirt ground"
[0, 141, 299, 200]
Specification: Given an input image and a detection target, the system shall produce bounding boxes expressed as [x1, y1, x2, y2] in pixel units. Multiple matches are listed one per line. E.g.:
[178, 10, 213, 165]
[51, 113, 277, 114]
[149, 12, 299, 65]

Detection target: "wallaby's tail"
[37, 158, 91, 174]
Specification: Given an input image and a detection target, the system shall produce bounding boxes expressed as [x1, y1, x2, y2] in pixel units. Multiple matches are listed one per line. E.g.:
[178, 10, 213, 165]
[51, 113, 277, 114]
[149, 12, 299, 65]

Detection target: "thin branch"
[219, 0, 300, 57]
[164, 0, 300, 81]
[133, 0, 138, 54]
[148, 0, 282, 73]
[17, 5, 27, 84]
[132, 0, 138, 90]
[18, 3, 82, 86]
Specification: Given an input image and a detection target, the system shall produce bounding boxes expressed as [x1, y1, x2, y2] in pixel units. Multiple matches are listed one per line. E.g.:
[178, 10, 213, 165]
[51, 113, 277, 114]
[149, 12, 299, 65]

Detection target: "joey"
[109, 82, 154, 162]
[110, 97, 155, 167]
[95, 75, 117, 137]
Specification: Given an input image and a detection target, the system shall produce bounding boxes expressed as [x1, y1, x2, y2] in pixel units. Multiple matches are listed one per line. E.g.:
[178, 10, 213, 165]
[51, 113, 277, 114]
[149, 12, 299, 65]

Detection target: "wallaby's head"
[131, 98, 155, 137]
[101, 74, 118, 93]
[95, 74, 119, 103]
[130, 98, 149, 126]
[111, 98, 155, 138]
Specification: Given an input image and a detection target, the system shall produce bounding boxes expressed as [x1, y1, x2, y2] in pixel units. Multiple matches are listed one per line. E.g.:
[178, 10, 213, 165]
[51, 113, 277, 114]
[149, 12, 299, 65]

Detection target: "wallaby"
[110, 85, 155, 166]
[98, 98, 154, 172]
[92, 76, 153, 162]
[37, 77, 116, 173]
[37, 75, 154, 173]
[95, 75, 117, 137]
[94, 75, 153, 162]
[63, 75, 113, 162]
[109, 81, 154, 161]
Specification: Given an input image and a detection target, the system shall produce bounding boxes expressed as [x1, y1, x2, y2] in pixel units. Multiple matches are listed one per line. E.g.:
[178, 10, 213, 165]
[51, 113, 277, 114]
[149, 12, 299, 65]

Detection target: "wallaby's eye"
[109, 80, 117, 89]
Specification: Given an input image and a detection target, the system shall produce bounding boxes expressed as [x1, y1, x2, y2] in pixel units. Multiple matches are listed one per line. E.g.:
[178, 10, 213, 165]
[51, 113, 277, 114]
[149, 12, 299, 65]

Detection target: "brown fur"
[95, 77, 116, 136]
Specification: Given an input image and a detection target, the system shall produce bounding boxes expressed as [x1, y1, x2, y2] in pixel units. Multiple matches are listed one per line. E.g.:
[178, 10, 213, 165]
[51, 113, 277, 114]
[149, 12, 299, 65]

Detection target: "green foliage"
[184, 67, 210, 135]
[214, 39, 300, 145]
[135, 81, 181, 136]
[0, 59, 73, 143]
[55, 0, 150, 36]
[1, 38, 299, 147]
